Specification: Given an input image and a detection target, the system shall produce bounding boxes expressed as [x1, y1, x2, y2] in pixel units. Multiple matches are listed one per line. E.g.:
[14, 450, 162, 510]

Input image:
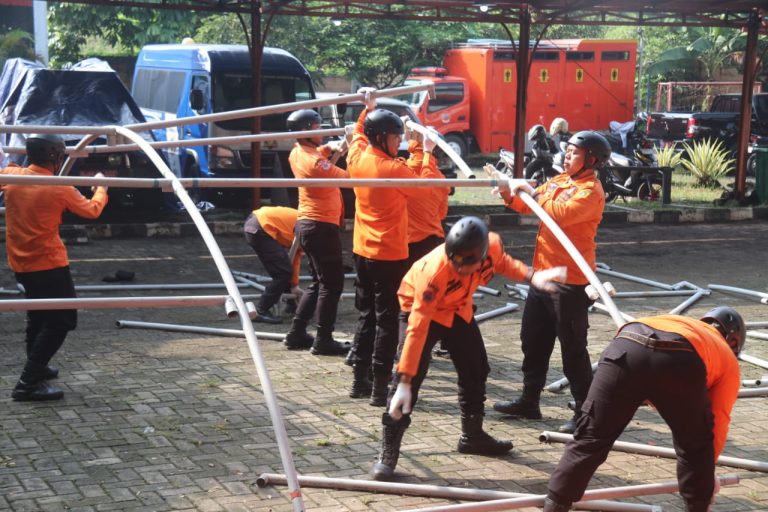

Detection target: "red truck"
[398, 39, 637, 157]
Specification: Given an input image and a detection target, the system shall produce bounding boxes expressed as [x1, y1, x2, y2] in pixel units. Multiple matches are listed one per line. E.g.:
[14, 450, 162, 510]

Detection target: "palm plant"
[680, 138, 735, 187]
[655, 145, 683, 169]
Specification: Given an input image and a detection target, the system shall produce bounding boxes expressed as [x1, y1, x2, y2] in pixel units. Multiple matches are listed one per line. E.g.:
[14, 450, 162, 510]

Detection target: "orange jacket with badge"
[396, 232, 530, 377]
[347, 110, 441, 261]
[289, 142, 348, 226]
[626, 315, 740, 460]
[405, 140, 450, 243]
[505, 172, 604, 284]
[1, 164, 108, 273]
[253, 206, 302, 287]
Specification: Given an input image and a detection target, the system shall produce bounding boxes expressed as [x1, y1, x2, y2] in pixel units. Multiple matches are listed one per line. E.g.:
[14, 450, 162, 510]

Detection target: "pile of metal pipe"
[540, 431, 768, 472]
[256, 473, 667, 512]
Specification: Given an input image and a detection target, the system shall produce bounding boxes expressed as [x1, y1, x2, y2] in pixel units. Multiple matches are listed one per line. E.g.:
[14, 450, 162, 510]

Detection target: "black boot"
[493, 391, 542, 419]
[457, 413, 513, 455]
[543, 497, 571, 512]
[369, 371, 390, 407]
[11, 362, 63, 402]
[350, 364, 373, 398]
[684, 499, 712, 512]
[284, 318, 314, 350]
[310, 327, 351, 356]
[558, 401, 582, 434]
[370, 413, 411, 481]
[44, 366, 59, 380]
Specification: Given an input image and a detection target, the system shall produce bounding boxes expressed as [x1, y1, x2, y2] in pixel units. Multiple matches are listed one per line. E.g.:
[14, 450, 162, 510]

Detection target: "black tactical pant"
[520, 284, 594, 403]
[407, 234, 444, 269]
[387, 312, 489, 417]
[16, 266, 77, 377]
[547, 336, 714, 509]
[244, 214, 292, 314]
[348, 256, 408, 376]
[294, 219, 344, 331]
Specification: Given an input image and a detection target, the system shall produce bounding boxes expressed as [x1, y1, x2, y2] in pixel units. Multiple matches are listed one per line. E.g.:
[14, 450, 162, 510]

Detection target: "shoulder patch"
[422, 284, 439, 303]
[576, 189, 593, 199]
[318, 160, 332, 172]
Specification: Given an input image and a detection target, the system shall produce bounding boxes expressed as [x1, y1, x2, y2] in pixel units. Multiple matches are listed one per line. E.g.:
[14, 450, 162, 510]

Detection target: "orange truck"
[400, 39, 637, 157]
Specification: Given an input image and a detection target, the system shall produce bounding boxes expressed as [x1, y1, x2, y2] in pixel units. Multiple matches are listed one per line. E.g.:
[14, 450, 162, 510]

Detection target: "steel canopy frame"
[53, 0, 764, 198]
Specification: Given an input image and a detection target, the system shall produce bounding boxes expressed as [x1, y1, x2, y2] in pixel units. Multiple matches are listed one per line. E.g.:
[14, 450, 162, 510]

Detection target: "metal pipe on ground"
[545, 362, 599, 393]
[255, 473, 663, 512]
[739, 352, 768, 371]
[595, 267, 676, 291]
[611, 290, 697, 298]
[746, 321, 768, 328]
[739, 386, 768, 398]
[0, 295, 232, 311]
[708, 284, 768, 304]
[233, 275, 267, 291]
[405, 475, 738, 512]
[477, 285, 502, 297]
[540, 430, 768, 472]
[668, 289, 709, 315]
[742, 376, 768, 386]
[746, 330, 768, 341]
[232, 269, 357, 283]
[475, 303, 519, 323]
[74, 283, 250, 292]
[115, 320, 288, 341]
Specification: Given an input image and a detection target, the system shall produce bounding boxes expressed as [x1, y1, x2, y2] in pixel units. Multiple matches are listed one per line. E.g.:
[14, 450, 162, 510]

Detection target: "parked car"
[647, 93, 768, 154]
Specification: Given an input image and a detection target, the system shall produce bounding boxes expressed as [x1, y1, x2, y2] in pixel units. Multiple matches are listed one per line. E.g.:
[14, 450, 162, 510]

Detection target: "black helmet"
[286, 109, 322, 132]
[26, 134, 66, 166]
[363, 109, 404, 139]
[445, 216, 489, 266]
[527, 124, 546, 141]
[700, 306, 746, 355]
[567, 131, 611, 165]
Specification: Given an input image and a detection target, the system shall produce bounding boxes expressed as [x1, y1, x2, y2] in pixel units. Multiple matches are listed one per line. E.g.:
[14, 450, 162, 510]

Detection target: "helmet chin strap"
[570, 156, 597, 179]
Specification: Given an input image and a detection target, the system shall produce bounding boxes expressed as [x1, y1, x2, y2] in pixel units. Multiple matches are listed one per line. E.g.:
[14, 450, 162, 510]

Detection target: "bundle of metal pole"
[115, 320, 287, 341]
[540, 431, 768, 472]
[255, 473, 662, 512]
[475, 303, 519, 323]
[0, 295, 232, 311]
[739, 352, 768, 370]
[109, 126, 305, 511]
[404, 475, 738, 512]
[708, 284, 768, 304]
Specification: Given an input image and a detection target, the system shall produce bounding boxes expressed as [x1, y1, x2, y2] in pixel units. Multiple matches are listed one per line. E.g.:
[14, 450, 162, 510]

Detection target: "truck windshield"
[396, 79, 428, 108]
[212, 72, 313, 131]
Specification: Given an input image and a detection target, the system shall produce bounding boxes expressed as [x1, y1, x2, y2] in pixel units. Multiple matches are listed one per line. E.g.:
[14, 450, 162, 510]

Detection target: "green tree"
[48, 2, 202, 66]
[0, 30, 40, 71]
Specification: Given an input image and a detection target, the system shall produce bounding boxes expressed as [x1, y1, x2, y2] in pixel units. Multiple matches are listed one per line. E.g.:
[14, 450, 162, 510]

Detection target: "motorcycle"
[496, 125, 565, 186]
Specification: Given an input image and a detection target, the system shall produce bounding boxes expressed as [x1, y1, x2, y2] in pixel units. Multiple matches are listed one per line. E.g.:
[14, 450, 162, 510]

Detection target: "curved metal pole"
[406, 121, 474, 179]
[541, 430, 768, 472]
[60, 132, 99, 176]
[110, 125, 305, 511]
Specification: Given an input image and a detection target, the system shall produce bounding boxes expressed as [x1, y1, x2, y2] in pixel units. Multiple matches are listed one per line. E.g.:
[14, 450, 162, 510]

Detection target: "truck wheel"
[445, 134, 468, 160]
[747, 153, 756, 178]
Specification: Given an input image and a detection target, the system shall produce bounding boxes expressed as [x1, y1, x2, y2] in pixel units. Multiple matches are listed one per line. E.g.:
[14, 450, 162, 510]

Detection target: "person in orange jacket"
[345, 87, 442, 406]
[2, 134, 108, 401]
[370, 216, 567, 480]
[243, 206, 303, 325]
[282, 108, 351, 356]
[492, 131, 609, 434]
[543, 307, 744, 512]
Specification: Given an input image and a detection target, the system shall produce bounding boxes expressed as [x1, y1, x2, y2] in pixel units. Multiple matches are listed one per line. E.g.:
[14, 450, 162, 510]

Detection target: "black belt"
[615, 331, 694, 352]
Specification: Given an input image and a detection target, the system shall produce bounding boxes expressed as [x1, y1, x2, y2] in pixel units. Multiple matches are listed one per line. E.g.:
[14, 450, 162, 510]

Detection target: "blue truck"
[131, 43, 316, 207]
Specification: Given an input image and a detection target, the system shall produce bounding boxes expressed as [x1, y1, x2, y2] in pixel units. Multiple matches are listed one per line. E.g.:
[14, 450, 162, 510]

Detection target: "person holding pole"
[371, 216, 567, 480]
[282, 109, 351, 355]
[345, 87, 441, 406]
[543, 307, 744, 512]
[2, 134, 108, 401]
[243, 205, 304, 325]
[492, 131, 609, 433]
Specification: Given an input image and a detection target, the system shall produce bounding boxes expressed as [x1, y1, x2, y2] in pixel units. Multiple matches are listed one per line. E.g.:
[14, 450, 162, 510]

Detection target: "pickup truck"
[646, 93, 768, 152]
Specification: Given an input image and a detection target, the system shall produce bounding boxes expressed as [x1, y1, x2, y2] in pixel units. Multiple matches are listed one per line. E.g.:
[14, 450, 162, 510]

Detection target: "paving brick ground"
[1, 221, 768, 511]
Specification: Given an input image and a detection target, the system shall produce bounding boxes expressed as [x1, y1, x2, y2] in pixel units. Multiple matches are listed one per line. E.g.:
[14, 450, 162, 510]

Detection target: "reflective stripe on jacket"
[396, 233, 530, 377]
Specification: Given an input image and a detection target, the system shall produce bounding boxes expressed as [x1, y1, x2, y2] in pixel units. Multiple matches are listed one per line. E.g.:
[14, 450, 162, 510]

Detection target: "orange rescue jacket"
[289, 142, 348, 226]
[347, 110, 440, 261]
[505, 171, 604, 285]
[405, 140, 450, 243]
[1, 164, 108, 273]
[396, 233, 530, 377]
[626, 315, 740, 460]
[253, 206, 302, 287]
